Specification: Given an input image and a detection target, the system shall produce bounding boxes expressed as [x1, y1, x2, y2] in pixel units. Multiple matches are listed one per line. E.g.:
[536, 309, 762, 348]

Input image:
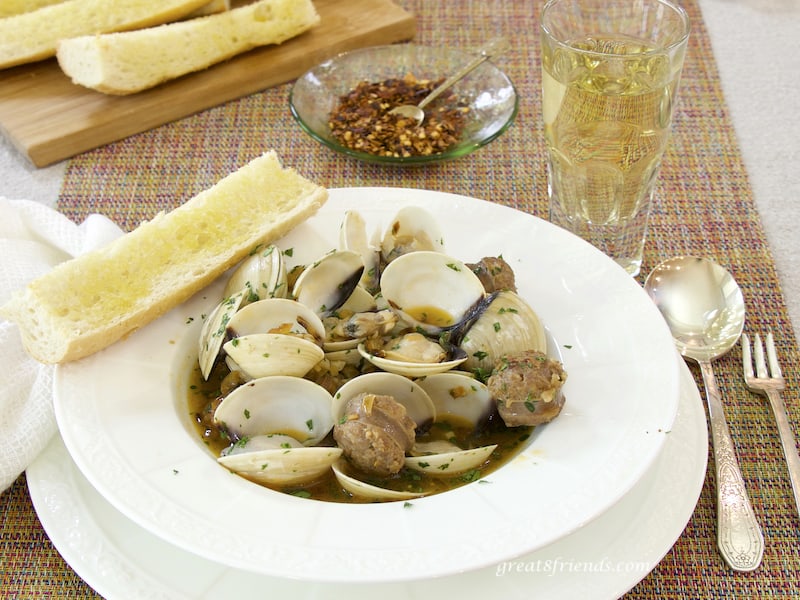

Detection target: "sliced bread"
[0, 0, 213, 68]
[56, 0, 319, 95]
[0, 0, 227, 19]
[0, 0, 65, 18]
[0, 151, 328, 364]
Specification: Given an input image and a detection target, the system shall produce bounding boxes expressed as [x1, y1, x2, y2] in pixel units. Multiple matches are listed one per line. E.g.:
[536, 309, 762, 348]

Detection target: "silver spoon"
[388, 38, 509, 125]
[644, 256, 764, 572]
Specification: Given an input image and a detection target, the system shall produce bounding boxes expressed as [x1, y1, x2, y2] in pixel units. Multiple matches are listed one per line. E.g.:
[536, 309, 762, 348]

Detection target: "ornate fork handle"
[698, 359, 764, 571]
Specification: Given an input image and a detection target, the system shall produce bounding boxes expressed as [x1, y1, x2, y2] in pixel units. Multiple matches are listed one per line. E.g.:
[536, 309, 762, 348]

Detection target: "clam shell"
[223, 333, 324, 379]
[357, 337, 466, 378]
[458, 290, 547, 373]
[292, 249, 364, 317]
[331, 459, 426, 501]
[380, 206, 445, 264]
[415, 372, 494, 429]
[198, 291, 244, 380]
[219, 435, 342, 486]
[380, 251, 486, 335]
[322, 286, 380, 352]
[227, 297, 326, 343]
[404, 445, 497, 476]
[223, 244, 288, 304]
[214, 375, 335, 446]
[339, 210, 380, 292]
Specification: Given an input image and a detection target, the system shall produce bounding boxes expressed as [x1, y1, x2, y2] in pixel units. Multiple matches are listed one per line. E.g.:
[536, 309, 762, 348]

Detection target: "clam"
[218, 434, 343, 486]
[331, 459, 425, 501]
[380, 206, 445, 264]
[292, 249, 364, 317]
[213, 375, 340, 486]
[321, 286, 387, 352]
[223, 244, 288, 305]
[357, 332, 467, 377]
[322, 347, 365, 368]
[226, 297, 326, 342]
[223, 334, 324, 379]
[214, 375, 335, 445]
[222, 297, 326, 379]
[406, 372, 497, 476]
[456, 290, 548, 373]
[198, 291, 245, 380]
[380, 251, 486, 335]
[415, 371, 495, 429]
[404, 445, 497, 477]
[339, 210, 380, 293]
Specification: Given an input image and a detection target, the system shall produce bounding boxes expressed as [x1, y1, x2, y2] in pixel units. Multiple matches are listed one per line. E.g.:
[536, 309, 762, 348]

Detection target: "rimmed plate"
[53, 188, 680, 582]
[30, 359, 707, 599]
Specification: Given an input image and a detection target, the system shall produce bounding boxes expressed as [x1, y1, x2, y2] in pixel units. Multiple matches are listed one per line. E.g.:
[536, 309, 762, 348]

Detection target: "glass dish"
[289, 44, 518, 165]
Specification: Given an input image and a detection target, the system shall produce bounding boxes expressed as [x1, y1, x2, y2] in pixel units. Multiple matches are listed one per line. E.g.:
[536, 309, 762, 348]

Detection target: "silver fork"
[742, 332, 800, 518]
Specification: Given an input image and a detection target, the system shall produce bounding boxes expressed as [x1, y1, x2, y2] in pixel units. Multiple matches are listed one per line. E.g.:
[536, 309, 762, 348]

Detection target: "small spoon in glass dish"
[644, 255, 764, 572]
[388, 38, 509, 126]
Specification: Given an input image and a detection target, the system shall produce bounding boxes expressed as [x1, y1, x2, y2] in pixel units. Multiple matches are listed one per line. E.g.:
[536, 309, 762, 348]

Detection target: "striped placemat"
[2, 0, 797, 597]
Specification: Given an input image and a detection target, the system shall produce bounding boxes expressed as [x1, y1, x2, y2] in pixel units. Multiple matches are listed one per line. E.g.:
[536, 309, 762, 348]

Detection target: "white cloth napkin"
[0, 197, 123, 493]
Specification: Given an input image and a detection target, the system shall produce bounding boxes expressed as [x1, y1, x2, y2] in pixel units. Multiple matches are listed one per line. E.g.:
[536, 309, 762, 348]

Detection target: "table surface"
[1, 0, 799, 598]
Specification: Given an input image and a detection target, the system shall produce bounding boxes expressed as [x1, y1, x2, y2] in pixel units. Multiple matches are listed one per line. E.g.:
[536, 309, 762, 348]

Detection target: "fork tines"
[743, 331, 785, 389]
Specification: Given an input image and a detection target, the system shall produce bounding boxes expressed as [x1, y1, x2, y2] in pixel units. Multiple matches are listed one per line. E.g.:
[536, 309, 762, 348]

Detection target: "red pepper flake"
[328, 73, 469, 158]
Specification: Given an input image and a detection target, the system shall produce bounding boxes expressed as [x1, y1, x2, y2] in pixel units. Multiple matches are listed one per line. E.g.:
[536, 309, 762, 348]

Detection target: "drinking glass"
[540, 0, 690, 275]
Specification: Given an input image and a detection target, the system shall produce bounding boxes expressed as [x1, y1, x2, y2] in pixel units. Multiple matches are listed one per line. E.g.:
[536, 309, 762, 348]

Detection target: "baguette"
[0, 151, 328, 364]
[56, 0, 319, 95]
[0, 0, 213, 68]
[0, 0, 227, 19]
[0, 0, 65, 18]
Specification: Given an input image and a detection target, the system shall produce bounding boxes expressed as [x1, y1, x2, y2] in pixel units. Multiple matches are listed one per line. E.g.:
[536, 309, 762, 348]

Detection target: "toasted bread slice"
[0, 151, 328, 364]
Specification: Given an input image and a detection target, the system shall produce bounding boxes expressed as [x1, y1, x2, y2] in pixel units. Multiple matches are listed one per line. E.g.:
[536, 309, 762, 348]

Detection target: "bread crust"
[56, 0, 320, 95]
[0, 0, 213, 68]
[0, 151, 328, 364]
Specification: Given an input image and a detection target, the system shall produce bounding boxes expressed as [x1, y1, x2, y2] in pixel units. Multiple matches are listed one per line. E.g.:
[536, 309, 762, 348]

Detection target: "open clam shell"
[339, 210, 380, 293]
[404, 444, 497, 476]
[457, 290, 548, 373]
[227, 297, 326, 342]
[415, 372, 494, 429]
[223, 244, 288, 305]
[222, 297, 326, 379]
[218, 434, 343, 486]
[406, 372, 497, 477]
[322, 285, 381, 352]
[331, 459, 426, 501]
[380, 206, 445, 264]
[198, 291, 245, 380]
[223, 333, 324, 379]
[380, 250, 486, 335]
[357, 333, 467, 377]
[292, 249, 365, 317]
[214, 375, 335, 446]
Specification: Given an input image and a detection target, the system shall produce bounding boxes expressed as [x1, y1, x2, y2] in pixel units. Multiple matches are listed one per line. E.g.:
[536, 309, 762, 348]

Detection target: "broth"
[187, 361, 534, 503]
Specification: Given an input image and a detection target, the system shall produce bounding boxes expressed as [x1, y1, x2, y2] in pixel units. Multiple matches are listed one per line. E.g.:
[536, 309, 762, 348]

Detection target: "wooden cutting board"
[0, 0, 415, 167]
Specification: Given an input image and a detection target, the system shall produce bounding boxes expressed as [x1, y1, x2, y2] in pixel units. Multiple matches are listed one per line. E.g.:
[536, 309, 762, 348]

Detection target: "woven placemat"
[2, 0, 798, 597]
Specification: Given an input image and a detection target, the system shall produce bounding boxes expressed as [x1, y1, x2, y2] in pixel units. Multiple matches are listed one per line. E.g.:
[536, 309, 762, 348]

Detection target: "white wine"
[542, 33, 683, 274]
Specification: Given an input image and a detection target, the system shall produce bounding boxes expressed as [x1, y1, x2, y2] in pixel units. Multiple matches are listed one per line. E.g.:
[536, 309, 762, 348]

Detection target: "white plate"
[53, 188, 680, 582]
[32, 359, 706, 600]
